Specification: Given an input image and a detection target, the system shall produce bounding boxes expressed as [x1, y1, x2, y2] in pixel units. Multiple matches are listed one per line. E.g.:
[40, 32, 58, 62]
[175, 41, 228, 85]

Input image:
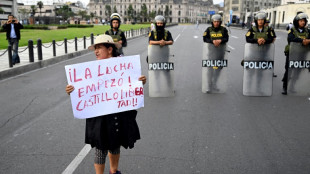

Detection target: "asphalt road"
[1, 24, 310, 174]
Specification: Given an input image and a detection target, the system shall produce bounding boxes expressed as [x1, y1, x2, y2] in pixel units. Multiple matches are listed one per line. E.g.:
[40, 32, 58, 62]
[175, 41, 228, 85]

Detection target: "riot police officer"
[105, 13, 127, 55]
[246, 12, 274, 45]
[149, 15, 173, 46]
[202, 14, 229, 93]
[282, 12, 310, 95]
[243, 12, 275, 96]
[203, 14, 229, 46]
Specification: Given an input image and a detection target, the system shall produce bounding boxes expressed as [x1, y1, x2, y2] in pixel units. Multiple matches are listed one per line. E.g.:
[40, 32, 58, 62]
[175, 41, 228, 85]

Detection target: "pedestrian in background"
[66, 35, 146, 174]
[2, 14, 23, 65]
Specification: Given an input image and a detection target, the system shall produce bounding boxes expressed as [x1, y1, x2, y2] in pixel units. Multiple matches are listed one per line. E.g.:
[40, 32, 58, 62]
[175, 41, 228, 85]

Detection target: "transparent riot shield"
[148, 45, 174, 97]
[287, 42, 310, 96]
[243, 43, 275, 96]
[202, 43, 228, 93]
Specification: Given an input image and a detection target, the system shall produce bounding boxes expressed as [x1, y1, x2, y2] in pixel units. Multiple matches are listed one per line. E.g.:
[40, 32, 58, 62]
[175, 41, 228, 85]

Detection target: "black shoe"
[281, 88, 287, 95]
[273, 74, 277, 77]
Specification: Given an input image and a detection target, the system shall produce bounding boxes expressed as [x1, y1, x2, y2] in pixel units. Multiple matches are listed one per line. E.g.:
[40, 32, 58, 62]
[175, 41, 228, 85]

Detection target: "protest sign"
[65, 55, 144, 119]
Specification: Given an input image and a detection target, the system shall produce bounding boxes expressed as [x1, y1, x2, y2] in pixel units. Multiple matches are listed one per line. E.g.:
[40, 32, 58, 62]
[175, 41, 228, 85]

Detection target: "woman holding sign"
[66, 35, 146, 174]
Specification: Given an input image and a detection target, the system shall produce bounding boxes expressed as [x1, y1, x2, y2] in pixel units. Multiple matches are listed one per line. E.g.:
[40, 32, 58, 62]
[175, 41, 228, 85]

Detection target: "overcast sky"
[19, 0, 224, 7]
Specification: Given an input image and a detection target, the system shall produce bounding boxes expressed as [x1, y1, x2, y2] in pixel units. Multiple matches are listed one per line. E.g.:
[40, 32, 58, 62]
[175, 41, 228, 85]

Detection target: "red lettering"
[135, 87, 144, 96]
[111, 79, 116, 87]
[97, 79, 104, 90]
[127, 62, 134, 69]
[98, 65, 104, 76]
[68, 68, 72, 82]
[78, 87, 84, 98]
[74, 68, 82, 82]
[114, 65, 118, 72]
[106, 67, 112, 74]
[113, 92, 119, 100]
[86, 84, 96, 94]
[120, 63, 126, 71]
[76, 100, 84, 111]
[85, 68, 92, 79]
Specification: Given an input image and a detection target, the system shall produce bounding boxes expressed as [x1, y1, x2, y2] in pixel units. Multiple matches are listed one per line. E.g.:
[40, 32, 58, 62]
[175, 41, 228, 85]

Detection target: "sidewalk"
[0, 29, 149, 81]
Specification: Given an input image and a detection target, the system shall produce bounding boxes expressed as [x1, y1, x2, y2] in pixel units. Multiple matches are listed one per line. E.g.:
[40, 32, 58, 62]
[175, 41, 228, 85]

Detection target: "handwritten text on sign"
[65, 55, 144, 119]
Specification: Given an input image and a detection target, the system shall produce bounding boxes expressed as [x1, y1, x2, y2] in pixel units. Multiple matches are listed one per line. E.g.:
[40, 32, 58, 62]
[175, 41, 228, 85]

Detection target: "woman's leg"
[108, 148, 121, 173]
[94, 148, 108, 174]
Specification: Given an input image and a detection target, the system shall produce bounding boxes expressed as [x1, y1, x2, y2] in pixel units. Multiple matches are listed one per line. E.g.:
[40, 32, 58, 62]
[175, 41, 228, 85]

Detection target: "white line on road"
[175, 34, 181, 42]
[62, 144, 92, 174]
[231, 36, 238, 39]
[228, 45, 235, 50]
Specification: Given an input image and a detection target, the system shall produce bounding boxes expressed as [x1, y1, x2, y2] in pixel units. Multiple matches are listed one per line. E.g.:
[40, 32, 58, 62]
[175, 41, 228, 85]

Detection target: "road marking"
[62, 144, 92, 174]
[182, 27, 185, 32]
[175, 34, 181, 41]
[228, 45, 235, 50]
[231, 36, 238, 39]
[193, 36, 198, 39]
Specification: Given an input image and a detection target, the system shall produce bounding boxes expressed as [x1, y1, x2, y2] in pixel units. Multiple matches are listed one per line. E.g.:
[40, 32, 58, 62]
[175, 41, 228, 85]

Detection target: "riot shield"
[287, 42, 310, 96]
[243, 43, 275, 96]
[202, 43, 228, 93]
[148, 45, 174, 97]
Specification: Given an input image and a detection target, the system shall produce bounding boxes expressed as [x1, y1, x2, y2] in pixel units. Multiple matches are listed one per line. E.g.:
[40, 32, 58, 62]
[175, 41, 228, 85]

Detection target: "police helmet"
[293, 12, 308, 28]
[254, 12, 267, 26]
[211, 14, 222, 22]
[154, 15, 166, 28]
[211, 14, 222, 27]
[110, 13, 121, 28]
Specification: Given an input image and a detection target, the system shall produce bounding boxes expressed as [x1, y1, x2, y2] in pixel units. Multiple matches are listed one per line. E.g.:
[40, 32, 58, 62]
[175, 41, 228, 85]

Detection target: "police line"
[148, 62, 174, 70]
[289, 60, 310, 68]
[243, 61, 274, 69]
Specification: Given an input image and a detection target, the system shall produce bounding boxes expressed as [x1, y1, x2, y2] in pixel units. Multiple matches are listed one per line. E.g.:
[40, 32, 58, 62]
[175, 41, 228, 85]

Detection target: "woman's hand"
[66, 85, 75, 95]
[139, 75, 147, 85]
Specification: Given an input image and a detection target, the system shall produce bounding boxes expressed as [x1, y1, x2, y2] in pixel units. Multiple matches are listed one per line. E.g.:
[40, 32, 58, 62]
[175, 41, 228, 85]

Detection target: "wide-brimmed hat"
[88, 34, 121, 50]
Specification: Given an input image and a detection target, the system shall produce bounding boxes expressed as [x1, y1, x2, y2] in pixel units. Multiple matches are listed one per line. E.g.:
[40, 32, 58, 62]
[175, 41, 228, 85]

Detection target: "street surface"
[1, 24, 310, 174]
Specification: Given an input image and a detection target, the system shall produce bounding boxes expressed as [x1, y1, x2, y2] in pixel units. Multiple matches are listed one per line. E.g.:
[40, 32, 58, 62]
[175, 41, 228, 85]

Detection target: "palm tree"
[37, 1, 43, 24]
[30, 5, 37, 24]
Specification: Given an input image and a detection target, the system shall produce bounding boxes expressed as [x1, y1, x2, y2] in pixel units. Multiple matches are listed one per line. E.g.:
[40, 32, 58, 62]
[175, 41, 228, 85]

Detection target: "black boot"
[282, 88, 287, 95]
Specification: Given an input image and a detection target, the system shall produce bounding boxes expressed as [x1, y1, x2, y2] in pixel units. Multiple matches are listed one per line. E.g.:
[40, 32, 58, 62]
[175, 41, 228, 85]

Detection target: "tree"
[90, 12, 95, 22]
[164, 5, 169, 17]
[105, 5, 111, 17]
[54, 5, 74, 22]
[127, 4, 134, 22]
[30, 5, 37, 16]
[78, 10, 87, 20]
[18, 8, 30, 22]
[149, 10, 156, 21]
[140, 4, 148, 22]
[113, 6, 118, 13]
[0, 7, 4, 14]
[37, 1, 43, 24]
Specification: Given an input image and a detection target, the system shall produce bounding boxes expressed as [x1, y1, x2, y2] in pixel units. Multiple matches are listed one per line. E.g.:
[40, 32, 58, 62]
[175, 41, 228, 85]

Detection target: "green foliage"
[105, 5, 112, 17]
[0, 7, 4, 14]
[54, 5, 75, 21]
[30, 5, 37, 16]
[127, 4, 134, 21]
[140, 4, 148, 22]
[113, 6, 118, 13]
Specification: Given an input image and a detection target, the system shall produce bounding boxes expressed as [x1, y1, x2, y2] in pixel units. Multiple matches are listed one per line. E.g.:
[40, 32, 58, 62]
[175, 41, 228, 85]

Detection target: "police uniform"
[203, 26, 229, 43]
[148, 29, 173, 42]
[282, 27, 310, 93]
[245, 26, 274, 44]
[105, 29, 127, 55]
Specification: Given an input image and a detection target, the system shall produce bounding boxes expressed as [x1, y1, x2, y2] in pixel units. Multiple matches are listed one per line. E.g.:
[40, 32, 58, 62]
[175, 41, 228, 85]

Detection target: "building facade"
[264, 3, 310, 29]
[223, 0, 281, 24]
[87, 0, 219, 23]
[0, 0, 18, 24]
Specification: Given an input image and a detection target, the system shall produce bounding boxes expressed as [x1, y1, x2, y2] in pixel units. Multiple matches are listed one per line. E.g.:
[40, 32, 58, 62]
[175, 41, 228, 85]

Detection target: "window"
[282, 11, 285, 22]
[232, 7, 239, 11]
[232, 0, 239, 4]
[178, 11, 181, 16]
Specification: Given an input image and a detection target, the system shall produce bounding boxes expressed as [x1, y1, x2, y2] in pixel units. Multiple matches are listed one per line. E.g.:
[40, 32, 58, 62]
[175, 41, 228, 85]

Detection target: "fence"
[0, 27, 150, 68]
